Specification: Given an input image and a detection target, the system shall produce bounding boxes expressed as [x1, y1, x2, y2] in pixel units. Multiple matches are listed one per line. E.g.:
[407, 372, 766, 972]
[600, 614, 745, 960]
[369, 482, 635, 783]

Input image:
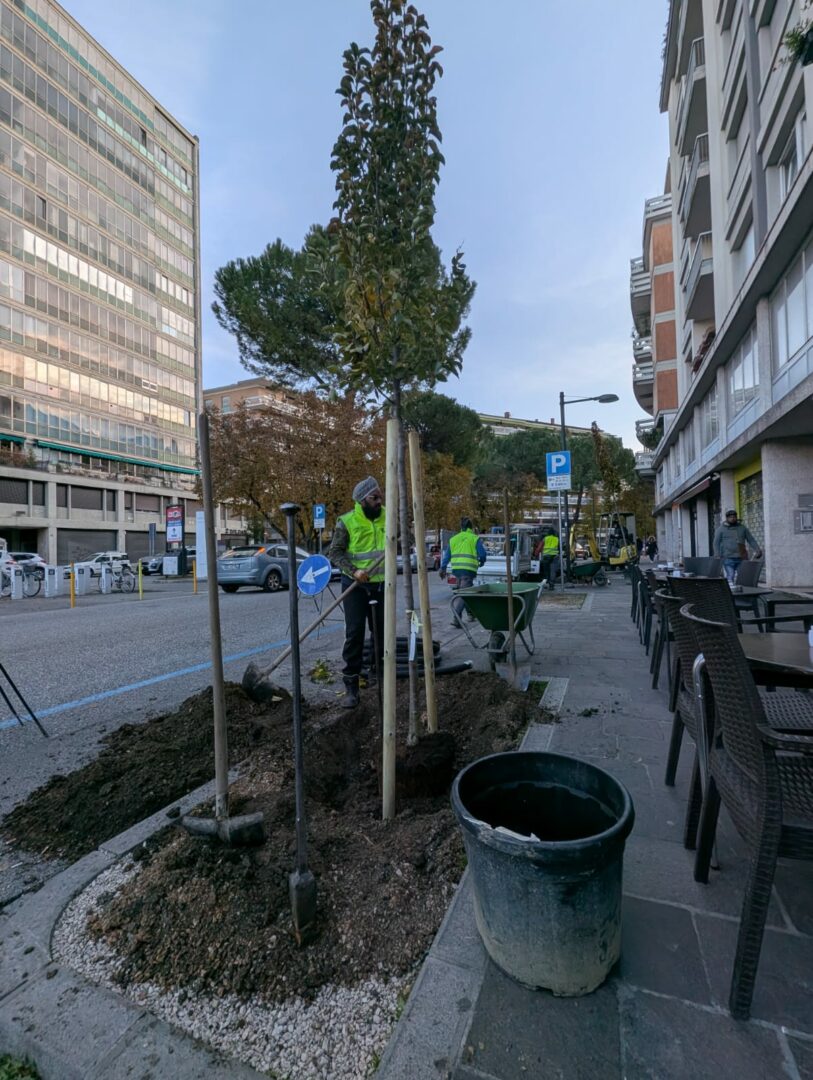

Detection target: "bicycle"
[0, 564, 40, 597]
[110, 564, 136, 593]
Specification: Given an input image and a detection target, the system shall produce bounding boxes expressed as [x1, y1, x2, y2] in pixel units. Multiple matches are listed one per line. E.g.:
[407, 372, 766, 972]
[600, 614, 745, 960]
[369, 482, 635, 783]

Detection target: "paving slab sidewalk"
[379, 582, 813, 1080]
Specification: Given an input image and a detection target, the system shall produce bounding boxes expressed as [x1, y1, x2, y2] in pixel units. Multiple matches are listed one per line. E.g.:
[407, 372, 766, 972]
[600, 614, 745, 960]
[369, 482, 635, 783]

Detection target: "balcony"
[632, 334, 652, 363]
[676, 39, 707, 156]
[633, 359, 655, 414]
[678, 133, 711, 238]
[634, 451, 656, 478]
[686, 232, 715, 321]
[636, 417, 656, 441]
[630, 257, 651, 335]
[676, 0, 704, 75]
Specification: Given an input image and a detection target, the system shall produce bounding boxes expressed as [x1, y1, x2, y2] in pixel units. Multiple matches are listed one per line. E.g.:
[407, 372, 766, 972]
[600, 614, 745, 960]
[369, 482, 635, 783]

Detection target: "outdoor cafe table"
[740, 632, 813, 690]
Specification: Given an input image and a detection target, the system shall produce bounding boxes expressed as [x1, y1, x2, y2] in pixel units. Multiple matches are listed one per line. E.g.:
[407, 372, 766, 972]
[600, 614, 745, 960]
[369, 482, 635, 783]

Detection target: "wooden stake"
[382, 418, 399, 820]
[408, 430, 437, 734]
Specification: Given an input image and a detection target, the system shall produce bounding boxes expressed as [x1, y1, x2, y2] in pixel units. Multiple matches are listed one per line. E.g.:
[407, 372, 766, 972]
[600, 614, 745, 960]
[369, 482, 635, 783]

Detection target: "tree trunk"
[393, 380, 419, 746]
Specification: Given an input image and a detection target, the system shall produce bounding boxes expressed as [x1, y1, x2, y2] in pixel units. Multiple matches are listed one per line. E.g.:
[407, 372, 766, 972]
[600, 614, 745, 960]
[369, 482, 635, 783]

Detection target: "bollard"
[69, 563, 76, 607]
[44, 566, 59, 598]
[75, 565, 88, 596]
[10, 566, 23, 600]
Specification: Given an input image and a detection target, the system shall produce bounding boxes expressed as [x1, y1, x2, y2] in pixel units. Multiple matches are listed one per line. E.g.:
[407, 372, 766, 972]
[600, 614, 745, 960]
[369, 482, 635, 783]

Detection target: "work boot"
[340, 677, 360, 709]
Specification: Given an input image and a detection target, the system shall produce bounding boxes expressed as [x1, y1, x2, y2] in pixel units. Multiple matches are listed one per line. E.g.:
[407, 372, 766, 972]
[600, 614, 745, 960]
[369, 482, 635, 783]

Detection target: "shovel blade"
[289, 868, 318, 946]
[495, 662, 532, 692]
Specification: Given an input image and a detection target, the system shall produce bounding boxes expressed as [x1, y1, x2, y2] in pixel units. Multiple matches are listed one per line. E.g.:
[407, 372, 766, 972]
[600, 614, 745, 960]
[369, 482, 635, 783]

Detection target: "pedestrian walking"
[327, 476, 386, 709]
[645, 535, 658, 562]
[713, 509, 762, 583]
[440, 517, 487, 627]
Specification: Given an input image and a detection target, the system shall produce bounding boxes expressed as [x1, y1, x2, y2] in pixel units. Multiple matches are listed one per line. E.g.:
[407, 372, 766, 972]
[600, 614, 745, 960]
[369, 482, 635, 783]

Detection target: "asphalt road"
[0, 573, 453, 818]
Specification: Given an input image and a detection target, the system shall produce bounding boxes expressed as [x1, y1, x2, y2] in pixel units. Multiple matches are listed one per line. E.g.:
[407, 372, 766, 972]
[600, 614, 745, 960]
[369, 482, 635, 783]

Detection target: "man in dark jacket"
[712, 509, 762, 583]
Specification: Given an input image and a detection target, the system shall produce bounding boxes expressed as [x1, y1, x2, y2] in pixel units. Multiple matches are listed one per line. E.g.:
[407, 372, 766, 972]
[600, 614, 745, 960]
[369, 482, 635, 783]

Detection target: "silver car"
[216, 544, 308, 593]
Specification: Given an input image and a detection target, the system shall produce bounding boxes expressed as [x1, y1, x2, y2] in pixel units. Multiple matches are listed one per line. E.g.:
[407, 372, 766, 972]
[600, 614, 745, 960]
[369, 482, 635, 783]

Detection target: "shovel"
[181, 411, 265, 847]
[282, 502, 318, 946]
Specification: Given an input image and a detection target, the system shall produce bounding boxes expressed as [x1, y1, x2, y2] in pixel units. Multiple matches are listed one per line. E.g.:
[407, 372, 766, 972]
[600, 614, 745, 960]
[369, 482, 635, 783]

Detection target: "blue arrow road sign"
[546, 451, 571, 491]
[297, 554, 332, 596]
[313, 502, 326, 529]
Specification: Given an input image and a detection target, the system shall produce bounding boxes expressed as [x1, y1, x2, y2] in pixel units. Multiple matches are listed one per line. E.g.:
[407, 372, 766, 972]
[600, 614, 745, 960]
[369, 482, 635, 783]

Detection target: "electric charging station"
[74, 566, 88, 595]
[100, 565, 112, 594]
[44, 566, 59, 597]
[10, 566, 23, 600]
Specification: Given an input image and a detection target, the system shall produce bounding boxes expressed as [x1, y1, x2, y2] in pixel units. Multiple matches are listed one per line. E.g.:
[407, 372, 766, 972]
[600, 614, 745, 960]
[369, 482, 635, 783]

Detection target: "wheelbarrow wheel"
[593, 569, 608, 587]
[487, 631, 508, 670]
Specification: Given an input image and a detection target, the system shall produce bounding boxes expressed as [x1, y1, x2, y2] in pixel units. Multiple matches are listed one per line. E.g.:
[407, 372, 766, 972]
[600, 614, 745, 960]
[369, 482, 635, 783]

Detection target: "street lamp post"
[558, 392, 619, 578]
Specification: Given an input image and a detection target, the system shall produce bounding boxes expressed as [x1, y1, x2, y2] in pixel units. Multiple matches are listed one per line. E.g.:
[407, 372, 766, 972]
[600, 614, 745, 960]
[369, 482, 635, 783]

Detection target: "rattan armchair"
[681, 606, 813, 1020]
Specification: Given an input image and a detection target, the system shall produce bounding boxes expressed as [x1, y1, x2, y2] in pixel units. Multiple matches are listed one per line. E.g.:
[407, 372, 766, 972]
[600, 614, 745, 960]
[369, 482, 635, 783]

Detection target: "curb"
[0, 771, 265, 1080]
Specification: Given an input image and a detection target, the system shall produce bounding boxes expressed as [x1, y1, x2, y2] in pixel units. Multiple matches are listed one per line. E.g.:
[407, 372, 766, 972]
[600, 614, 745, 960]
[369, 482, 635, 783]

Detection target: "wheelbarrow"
[453, 582, 544, 666]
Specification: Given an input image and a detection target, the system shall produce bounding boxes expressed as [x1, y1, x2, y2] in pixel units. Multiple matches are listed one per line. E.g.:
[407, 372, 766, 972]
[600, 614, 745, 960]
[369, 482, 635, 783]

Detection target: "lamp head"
[596, 394, 619, 404]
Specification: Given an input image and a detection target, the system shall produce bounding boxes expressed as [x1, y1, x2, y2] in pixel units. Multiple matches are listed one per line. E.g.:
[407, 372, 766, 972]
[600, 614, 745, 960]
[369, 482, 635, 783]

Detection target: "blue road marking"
[0, 625, 342, 731]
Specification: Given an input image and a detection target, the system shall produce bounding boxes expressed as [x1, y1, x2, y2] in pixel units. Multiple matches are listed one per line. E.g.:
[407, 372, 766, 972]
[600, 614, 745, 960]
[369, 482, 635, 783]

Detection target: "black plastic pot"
[452, 751, 634, 996]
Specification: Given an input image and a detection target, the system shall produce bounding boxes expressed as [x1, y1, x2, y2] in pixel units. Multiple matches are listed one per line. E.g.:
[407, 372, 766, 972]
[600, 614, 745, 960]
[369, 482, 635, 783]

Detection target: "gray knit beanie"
[353, 476, 381, 503]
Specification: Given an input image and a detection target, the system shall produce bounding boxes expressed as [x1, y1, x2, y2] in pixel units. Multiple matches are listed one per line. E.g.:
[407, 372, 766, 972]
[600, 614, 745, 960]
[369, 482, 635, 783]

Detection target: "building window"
[685, 417, 696, 466]
[727, 325, 759, 416]
[221, 395, 232, 413]
[701, 386, 718, 448]
[779, 112, 805, 202]
[771, 237, 813, 371]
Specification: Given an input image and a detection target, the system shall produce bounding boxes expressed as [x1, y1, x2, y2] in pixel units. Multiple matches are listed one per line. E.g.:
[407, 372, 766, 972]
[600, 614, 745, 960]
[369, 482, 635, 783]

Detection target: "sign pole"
[557, 492, 565, 593]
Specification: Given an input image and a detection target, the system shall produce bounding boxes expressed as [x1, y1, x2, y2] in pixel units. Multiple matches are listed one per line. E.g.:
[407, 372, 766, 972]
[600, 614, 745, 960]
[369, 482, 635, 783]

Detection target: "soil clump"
[80, 670, 542, 1002]
[2, 683, 292, 861]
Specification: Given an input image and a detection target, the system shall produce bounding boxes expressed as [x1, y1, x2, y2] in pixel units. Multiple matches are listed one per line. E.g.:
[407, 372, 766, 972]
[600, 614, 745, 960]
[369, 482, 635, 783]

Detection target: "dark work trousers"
[451, 571, 476, 622]
[341, 576, 385, 682]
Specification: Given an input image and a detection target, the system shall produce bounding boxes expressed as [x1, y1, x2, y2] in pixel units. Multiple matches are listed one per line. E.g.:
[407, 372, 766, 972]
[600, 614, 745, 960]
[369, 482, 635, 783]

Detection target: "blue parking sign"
[546, 451, 571, 491]
[313, 503, 326, 529]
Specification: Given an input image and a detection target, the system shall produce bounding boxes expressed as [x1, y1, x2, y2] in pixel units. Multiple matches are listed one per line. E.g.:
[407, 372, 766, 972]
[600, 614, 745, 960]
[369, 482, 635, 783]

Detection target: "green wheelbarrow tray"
[570, 559, 602, 579]
[453, 581, 543, 659]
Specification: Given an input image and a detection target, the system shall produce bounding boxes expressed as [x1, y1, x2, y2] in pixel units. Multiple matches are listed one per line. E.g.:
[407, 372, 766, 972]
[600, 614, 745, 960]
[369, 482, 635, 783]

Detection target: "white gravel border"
[53, 858, 413, 1079]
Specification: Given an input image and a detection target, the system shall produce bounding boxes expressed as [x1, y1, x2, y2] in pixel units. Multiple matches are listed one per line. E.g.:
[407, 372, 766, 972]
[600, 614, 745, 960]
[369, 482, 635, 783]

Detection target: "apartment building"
[631, 0, 813, 585]
[0, 0, 201, 564]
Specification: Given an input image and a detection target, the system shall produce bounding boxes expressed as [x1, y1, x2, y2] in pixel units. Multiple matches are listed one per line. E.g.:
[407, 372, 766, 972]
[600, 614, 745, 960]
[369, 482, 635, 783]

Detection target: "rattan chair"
[681, 605, 813, 1020]
[649, 587, 675, 691]
[683, 556, 723, 577]
[629, 561, 641, 623]
[734, 559, 765, 625]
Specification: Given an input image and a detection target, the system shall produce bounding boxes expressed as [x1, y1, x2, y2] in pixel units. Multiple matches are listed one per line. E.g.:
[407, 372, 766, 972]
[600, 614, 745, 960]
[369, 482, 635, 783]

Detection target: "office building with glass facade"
[0, 0, 201, 563]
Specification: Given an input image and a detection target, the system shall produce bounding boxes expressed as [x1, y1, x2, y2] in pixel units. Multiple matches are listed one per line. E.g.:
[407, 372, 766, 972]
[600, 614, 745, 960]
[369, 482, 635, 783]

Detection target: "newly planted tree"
[315, 0, 474, 745]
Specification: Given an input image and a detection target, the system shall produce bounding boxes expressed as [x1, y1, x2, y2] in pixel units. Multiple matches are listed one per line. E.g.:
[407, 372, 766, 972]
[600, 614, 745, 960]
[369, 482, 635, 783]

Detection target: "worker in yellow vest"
[328, 476, 385, 708]
[540, 528, 560, 591]
[440, 518, 487, 628]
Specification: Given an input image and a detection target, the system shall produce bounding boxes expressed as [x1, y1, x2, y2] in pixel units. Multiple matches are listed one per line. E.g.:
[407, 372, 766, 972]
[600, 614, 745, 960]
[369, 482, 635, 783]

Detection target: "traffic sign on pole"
[297, 554, 332, 596]
[313, 503, 326, 530]
[546, 451, 572, 491]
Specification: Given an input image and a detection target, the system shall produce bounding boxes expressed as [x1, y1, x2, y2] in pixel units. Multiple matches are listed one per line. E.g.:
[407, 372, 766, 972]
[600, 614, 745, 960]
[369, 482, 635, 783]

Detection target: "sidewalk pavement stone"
[380, 582, 813, 1080]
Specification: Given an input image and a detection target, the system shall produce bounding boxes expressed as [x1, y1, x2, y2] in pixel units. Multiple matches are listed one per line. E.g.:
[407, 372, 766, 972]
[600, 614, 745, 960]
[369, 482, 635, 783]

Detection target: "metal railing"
[679, 133, 710, 221]
[677, 39, 706, 149]
[630, 256, 650, 295]
[633, 360, 655, 382]
[632, 334, 652, 361]
[635, 451, 655, 471]
[686, 231, 714, 303]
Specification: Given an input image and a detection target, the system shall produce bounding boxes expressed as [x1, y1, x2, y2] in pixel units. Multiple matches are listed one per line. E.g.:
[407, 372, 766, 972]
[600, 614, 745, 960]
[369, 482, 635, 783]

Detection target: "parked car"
[396, 548, 418, 574]
[71, 551, 131, 578]
[8, 552, 46, 574]
[426, 543, 441, 572]
[216, 544, 308, 593]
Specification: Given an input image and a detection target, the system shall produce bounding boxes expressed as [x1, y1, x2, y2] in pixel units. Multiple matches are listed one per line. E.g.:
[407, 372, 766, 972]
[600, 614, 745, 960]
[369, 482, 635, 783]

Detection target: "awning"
[0, 432, 25, 443]
[35, 439, 198, 475]
[672, 474, 715, 506]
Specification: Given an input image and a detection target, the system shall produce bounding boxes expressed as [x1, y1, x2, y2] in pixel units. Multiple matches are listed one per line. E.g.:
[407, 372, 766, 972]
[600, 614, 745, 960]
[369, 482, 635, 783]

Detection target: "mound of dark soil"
[85, 671, 544, 1002]
[2, 683, 293, 862]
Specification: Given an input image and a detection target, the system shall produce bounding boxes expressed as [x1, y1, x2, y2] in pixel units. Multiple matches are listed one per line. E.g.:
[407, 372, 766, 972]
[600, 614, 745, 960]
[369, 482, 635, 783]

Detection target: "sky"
[66, 0, 670, 449]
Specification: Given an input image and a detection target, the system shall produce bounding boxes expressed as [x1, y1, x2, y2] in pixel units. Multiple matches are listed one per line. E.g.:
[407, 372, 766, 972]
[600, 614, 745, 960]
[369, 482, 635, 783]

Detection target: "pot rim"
[451, 749, 635, 853]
